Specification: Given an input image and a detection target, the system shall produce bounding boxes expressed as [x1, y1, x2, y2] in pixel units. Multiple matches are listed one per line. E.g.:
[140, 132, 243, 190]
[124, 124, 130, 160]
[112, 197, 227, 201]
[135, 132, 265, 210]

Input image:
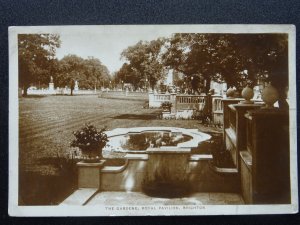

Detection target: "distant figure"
[50, 76, 53, 83]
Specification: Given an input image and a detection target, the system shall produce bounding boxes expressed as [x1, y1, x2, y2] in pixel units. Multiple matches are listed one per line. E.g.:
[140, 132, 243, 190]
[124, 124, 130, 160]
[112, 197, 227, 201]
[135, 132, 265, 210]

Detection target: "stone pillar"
[74, 80, 79, 91]
[148, 91, 154, 108]
[49, 82, 55, 93]
[222, 98, 242, 139]
[227, 104, 262, 169]
[241, 109, 290, 204]
[170, 93, 177, 113]
[143, 147, 191, 196]
[77, 161, 105, 188]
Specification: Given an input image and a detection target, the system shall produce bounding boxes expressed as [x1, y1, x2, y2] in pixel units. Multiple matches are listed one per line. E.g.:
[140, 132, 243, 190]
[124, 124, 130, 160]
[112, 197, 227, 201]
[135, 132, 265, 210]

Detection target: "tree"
[56, 55, 110, 95]
[56, 55, 84, 95]
[119, 38, 166, 90]
[162, 33, 289, 105]
[18, 34, 61, 96]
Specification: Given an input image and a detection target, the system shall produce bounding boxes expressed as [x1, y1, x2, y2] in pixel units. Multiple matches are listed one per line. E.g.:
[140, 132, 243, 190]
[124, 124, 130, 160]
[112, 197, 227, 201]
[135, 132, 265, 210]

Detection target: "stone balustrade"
[176, 95, 207, 111]
[211, 96, 223, 125]
[222, 98, 290, 204]
[148, 92, 171, 108]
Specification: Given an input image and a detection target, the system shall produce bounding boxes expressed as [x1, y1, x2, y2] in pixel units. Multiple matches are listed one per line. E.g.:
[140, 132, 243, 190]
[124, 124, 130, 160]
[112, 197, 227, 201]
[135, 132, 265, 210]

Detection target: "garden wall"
[99, 91, 148, 101]
[99, 153, 239, 193]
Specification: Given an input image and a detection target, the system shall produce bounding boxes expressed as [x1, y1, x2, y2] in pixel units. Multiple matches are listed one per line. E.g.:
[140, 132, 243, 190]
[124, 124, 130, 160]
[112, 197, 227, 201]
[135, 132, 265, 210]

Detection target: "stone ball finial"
[226, 87, 235, 98]
[241, 86, 254, 104]
[261, 83, 279, 108]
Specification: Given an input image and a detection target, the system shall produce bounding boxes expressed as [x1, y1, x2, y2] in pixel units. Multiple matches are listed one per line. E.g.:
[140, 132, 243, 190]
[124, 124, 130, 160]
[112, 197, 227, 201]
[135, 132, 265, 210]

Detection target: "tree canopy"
[18, 33, 61, 96]
[162, 33, 288, 93]
[117, 38, 166, 90]
[55, 55, 110, 93]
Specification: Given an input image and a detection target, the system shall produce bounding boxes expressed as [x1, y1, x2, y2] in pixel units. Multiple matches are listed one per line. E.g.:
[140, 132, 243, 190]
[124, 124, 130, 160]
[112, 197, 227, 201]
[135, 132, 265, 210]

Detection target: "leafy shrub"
[70, 123, 108, 159]
[160, 101, 172, 108]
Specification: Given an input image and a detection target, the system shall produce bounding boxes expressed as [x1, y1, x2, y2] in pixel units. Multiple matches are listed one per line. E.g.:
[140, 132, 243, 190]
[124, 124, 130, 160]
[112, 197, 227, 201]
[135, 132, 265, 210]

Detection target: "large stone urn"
[241, 86, 254, 104]
[261, 83, 279, 108]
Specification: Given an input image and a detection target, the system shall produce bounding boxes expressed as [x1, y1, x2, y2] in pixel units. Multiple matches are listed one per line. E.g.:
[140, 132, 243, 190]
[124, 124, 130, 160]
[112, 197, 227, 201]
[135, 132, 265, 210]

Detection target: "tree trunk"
[70, 87, 74, 96]
[22, 85, 29, 97]
[205, 77, 211, 94]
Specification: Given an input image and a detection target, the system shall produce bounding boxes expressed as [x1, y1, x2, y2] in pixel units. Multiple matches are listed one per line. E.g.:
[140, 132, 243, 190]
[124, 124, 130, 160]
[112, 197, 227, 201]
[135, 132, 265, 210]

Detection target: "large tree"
[18, 34, 61, 96]
[119, 38, 165, 90]
[56, 55, 110, 95]
[162, 33, 289, 104]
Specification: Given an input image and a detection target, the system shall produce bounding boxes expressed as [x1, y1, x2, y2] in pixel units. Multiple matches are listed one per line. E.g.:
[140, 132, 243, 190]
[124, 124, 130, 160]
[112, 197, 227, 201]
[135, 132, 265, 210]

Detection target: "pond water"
[106, 131, 193, 152]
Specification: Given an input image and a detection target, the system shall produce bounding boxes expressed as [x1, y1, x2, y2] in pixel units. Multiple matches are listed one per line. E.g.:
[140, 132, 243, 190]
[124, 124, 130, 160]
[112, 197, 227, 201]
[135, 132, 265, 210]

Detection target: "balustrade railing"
[176, 95, 207, 111]
[148, 93, 171, 108]
[212, 97, 223, 125]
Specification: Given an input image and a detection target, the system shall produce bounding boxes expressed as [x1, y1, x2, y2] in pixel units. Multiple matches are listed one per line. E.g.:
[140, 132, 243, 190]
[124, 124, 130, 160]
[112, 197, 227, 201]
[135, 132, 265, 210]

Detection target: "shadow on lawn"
[21, 95, 46, 98]
[111, 113, 160, 120]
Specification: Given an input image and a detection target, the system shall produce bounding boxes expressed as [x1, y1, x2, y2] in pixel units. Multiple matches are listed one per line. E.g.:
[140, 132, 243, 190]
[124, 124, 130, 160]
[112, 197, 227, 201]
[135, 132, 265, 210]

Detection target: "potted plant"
[70, 123, 108, 162]
[161, 101, 172, 112]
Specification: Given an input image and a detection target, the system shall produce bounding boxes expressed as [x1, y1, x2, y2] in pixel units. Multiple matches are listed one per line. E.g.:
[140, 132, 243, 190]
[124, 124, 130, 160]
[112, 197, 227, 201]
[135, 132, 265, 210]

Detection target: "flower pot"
[81, 148, 103, 163]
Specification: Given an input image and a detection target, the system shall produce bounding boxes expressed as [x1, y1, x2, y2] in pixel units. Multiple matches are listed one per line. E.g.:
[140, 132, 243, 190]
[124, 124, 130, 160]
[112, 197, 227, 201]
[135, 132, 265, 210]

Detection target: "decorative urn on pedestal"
[261, 83, 279, 108]
[226, 87, 235, 98]
[241, 86, 254, 104]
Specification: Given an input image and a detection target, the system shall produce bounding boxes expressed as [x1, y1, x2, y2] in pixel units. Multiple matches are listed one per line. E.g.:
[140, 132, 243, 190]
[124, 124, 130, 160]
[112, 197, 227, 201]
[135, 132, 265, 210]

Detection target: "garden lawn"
[19, 95, 221, 205]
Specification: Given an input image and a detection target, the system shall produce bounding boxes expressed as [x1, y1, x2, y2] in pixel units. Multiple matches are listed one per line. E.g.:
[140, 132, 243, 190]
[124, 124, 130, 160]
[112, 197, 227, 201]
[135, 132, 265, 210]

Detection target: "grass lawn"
[19, 95, 222, 205]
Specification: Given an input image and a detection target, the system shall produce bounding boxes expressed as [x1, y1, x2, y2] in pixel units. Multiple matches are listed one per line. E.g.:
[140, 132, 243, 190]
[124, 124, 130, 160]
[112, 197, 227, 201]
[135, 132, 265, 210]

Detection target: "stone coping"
[101, 161, 129, 173]
[225, 127, 237, 148]
[211, 166, 238, 174]
[189, 154, 213, 161]
[105, 127, 211, 149]
[101, 153, 213, 173]
[77, 160, 106, 167]
[125, 153, 148, 160]
[240, 151, 252, 171]
[146, 147, 191, 154]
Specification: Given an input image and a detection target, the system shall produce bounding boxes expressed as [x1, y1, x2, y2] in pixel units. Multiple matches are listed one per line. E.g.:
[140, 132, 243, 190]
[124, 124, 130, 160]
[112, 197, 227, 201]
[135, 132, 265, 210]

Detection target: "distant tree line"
[116, 33, 288, 107]
[19, 33, 288, 107]
[18, 34, 110, 96]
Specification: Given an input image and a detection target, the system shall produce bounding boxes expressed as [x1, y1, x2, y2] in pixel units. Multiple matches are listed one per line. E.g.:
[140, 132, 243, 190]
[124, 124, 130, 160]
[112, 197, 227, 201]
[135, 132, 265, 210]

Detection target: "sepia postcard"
[8, 25, 298, 216]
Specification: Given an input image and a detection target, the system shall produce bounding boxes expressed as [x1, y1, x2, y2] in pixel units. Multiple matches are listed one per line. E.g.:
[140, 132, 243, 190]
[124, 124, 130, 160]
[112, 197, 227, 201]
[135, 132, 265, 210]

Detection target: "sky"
[55, 27, 175, 73]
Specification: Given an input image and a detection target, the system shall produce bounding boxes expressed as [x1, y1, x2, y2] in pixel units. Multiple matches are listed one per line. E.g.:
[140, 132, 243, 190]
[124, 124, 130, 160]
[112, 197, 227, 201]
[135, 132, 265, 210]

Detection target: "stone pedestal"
[222, 98, 242, 142]
[170, 93, 176, 113]
[77, 160, 105, 188]
[74, 81, 79, 91]
[225, 104, 262, 169]
[143, 148, 191, 196]
[49, 82, 55, 94]
[241, 109, 290, 204]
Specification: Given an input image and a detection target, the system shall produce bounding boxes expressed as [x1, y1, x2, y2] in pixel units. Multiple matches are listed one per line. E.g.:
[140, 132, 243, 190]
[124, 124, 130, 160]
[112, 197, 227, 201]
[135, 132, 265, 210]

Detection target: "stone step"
[60, 188, 98, 206]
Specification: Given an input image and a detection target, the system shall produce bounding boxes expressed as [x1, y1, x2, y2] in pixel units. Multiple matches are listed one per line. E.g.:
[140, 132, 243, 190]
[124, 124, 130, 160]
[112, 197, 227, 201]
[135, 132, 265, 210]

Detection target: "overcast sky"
[55, 27, 175, 73]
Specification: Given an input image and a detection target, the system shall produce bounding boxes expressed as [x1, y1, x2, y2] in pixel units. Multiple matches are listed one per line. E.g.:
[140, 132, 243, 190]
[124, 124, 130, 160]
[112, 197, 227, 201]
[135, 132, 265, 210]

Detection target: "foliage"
[55, 55, 110, 94]
[70, 123, 108, 158]
[160, 101, 172, 108]
[162, 33, 288, 99]
[117, 38, 166, 90]
[18, 34, 61, 96]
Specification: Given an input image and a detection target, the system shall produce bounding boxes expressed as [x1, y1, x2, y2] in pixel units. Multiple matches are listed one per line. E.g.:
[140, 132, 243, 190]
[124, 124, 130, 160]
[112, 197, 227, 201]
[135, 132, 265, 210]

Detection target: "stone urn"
[226, 87, 235, 98]
[241, 86, 254, 104]
[261, 83, 279, 108]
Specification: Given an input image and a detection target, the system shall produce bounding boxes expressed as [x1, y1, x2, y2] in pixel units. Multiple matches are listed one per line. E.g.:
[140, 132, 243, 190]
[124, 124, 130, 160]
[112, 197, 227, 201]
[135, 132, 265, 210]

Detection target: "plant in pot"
[70, 123, 108, 163]
[161, 101, 172, 112]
